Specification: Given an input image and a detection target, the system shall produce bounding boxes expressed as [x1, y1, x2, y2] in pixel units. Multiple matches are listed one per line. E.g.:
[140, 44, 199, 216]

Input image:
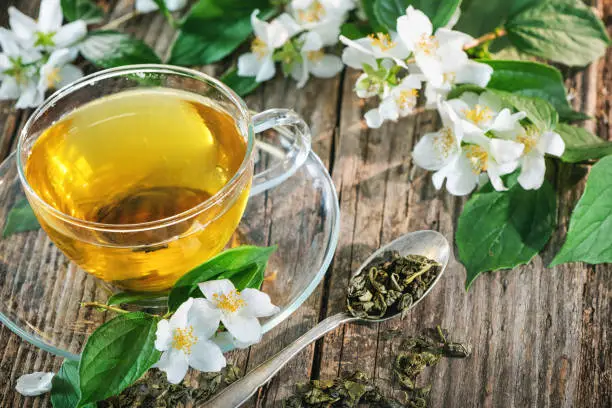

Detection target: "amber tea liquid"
[24, 89, 251, 291]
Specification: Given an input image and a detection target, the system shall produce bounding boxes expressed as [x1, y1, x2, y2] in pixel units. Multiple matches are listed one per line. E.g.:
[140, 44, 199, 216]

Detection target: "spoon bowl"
[206, 230, 451, 407]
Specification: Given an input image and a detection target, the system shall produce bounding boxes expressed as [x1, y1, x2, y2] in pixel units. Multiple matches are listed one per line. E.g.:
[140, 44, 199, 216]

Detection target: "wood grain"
[0, 0, 611, 407]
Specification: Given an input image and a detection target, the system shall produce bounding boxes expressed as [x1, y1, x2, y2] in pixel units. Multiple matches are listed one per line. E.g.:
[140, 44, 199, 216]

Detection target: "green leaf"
[167, 245, 276, 311]
[340, 22, 371, 40]
[506, 0, 611, 67]
[51, 360, 96, 408]
[230, 263, 265, 291]
[481, 59, 588, 121]
[107, 291, 168, 307]
[555, 123, 612, 163]
[220, 68, 261, 97]
[78, 31, 161, 69]
[551, 156, 612, 266]
[61, 0, 104, 23]
[3, 197, 40, 238]
[491, 90, 558, 131]
[361, 0, 386, 32]
[453, 0, 534, 37]
[79, 313, 160, 406]
[373, 0, 461, 32]
[457, 173, 557, 289]
[168, 0, 274, 66]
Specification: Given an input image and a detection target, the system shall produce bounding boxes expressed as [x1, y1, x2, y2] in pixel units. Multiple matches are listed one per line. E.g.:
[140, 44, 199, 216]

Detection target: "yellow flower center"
[297, 1, 325, 23]
[442, 72, 456, 86]
[172, 326, 198, 355]
[415, 33, 439, 55]
[46, 67, 62, 88]
[434, 127, 455, 157]
[213, 290, 245, 313]
[251, 37, 268, 59]
[463, 105, 493, 126]
[516, 129, 538, 154]
[369, 32, 397, 51]
[306, 50, 324, 62]
[465, 145, 488, 174]
[397, 89, 418, 110]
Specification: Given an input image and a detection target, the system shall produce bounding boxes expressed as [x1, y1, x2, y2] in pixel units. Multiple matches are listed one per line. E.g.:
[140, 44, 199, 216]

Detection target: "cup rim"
[16, 64, 254, 233]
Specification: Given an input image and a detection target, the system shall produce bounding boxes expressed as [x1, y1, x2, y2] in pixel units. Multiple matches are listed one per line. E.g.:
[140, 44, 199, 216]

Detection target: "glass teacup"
[16, 65, 310, 292]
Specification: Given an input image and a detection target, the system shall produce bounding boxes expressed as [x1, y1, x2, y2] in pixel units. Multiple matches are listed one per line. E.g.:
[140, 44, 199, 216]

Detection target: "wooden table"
[1, 1, 611, 406]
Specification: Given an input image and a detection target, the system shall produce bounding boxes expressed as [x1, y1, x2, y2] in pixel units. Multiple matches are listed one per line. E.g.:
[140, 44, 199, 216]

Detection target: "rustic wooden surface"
[0, 0, 611, 407]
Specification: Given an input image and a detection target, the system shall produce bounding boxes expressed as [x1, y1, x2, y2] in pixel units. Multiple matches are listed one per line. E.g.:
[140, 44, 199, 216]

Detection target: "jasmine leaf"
[107, 291, 168, 307]
[341, 22, 372, 40]
[61, 0, 104, 23]
[555, 123, 612, 163]
[506, 0, 610, 66]
[51, 360, 96, 408]
[168, 0, 274, 66]
[491, 90, 558, 132]
[79, 31, 161, 69]
[360, 0, 386, 32]
[220, 68, 260, 97]
[551, 156, 612, 266]
[3, 197, 40, 238]
[79, 313, 160, 406]
[167, 245, 276, 311]
[374, 0, 461, 31]
[457, 173, 557, 289]
[481, 59, 589, 121]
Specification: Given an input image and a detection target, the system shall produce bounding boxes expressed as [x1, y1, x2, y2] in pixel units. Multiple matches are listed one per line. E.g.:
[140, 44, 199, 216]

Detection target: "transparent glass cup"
[16, 65, 311, 292]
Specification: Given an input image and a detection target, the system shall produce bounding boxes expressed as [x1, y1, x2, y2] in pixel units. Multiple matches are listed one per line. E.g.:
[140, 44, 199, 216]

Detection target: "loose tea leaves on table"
[347, 251, 441, 320]
[99, 365, 241, 407]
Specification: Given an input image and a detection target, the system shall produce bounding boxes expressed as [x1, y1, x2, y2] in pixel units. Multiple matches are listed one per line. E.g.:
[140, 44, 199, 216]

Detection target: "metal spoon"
[206, 230, 450, 408]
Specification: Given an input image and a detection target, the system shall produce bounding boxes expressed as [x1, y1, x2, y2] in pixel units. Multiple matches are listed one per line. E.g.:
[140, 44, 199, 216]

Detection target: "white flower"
[15, 372, 54, 396]
[135, 0, 188, 13]
[397, 6, 473, 88]
[423, 60, 493, 106]
[364, 74, 422, 128]
[341, 44, 377, 70]
[291, 31, 343, 88]
[290, 0, 355, 46]
[38, 48, 83, 95]
[447, 91, 526, 135]
[154, 297, 226, 384]
[198, 279, 280, 346]
[339, 32, 410, 67]
[502, 124, 565, 190]
[434, 132, 525, 195]
[8, 0, 86, 51]
[0, 28, 44, 108]
[238, 10, 301, 82]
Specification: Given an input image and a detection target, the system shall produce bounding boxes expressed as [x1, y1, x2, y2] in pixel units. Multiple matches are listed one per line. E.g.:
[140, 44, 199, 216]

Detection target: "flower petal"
[188, 339, 227, 372]
[435, 28, 473, 48]
[364, 108, 383, 128]
[538, 130, 565, 156]
[312, 20, 342, 46]
[489, 138, 524, 164]
[198, 279, 237, 301]
[154, 348, 189, 384]
[212, 331, 253, 351]
[56, 64, 84, 88]
[413, 130, 458, 171]
[15, 372, 54, 396]
[256, 56, 276, 82]
[341, 46, 376, 69]
[0, 27, 22, 56]
[488, 109, 526, 133]
[454, 60, 493, 87]
[154, 319, 173, 351]
[309, 54, 343, 78]
[397, 6, 432, 50]
[441, 154, 479, 196]
[291, 60, 309, 88]
[271, 13, 301, 44]
[8, 7, 37, 43]
[170, 297, 193, 331]
[16, 83, 43, 109]
[0, 77, 21, 100]
[251, 10, 268, 43]
[301, 30, 323, 52]
[187, 298, 222, 340]
[54, 20, 87, 48]
[135, 0, 159, 13]
[166, 0, 188, 11]
[378, 97, 399, 121]
[237, 53, 262, 77]
[518, 153, 546, 190]
[478, 91, 503, 114]
[221, 314, 262, 345]
[487, 163, 507, 191]
[240, 288, 280, 318]
[38, 0, 63, 32]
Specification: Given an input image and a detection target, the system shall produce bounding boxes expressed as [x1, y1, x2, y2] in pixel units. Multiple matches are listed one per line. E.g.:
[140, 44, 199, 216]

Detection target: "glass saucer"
[0, 148, 339, 360]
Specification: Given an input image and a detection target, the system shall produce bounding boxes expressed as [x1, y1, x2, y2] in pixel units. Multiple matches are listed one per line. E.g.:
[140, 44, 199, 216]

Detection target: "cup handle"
[250, 109, 311, 196]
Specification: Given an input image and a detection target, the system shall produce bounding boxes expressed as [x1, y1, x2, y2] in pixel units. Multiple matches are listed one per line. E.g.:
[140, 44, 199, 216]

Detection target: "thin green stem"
[80, 301, 130, 314]
[463, 28, 507, 50]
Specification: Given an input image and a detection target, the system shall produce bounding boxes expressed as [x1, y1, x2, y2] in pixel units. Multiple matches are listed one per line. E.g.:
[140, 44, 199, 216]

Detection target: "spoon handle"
[205, 312, 356, 408]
